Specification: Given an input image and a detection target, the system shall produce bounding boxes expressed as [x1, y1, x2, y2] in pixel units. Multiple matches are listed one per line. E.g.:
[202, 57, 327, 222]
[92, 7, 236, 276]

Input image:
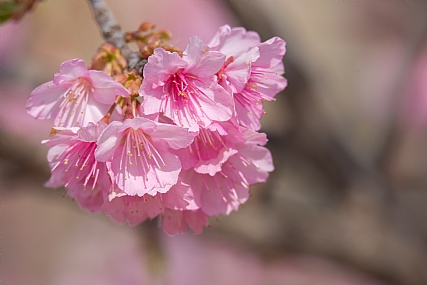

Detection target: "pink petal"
[66, 171, 108, 213]
[162, 209, 186, 235]
[103, 194, 151, 225]
[143, 48, 188, 85]
[53, 58, 88, 86]
[254, 37, 286, 69]
[224, 47, 259, 93]
[161, 181, 196, 210]
[241, 128, 268, 146]
[43, 127, 79, 148]
[184, 36, 225, 78]
[209, 26, 261, 58]
[151, 151, 182, 191]
[95, 121, 123, 162]
[193, 147, 237, 176]
[233, 146, 274, 184]
[182, 170, 228, 216]
[234, 94, 264, 131]
[183, 210, 209, 234]
[139, 85, 164, 115]
[149, 122, 194, 150]
[120, 117, 158, 133]
[195, 82, 234, 124]
[207, 25, 231, 47]
[26, 81, 66, 120]
[89, 70, 130, 103]
[77, 122, 108, 142]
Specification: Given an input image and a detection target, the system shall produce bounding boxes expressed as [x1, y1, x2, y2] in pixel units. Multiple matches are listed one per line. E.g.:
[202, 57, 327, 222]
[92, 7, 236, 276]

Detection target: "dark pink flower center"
[162, 71, 208, 127]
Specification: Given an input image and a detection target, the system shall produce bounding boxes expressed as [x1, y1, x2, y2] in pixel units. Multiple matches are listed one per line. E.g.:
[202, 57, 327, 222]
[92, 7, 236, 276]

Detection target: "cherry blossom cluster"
[26, 25, 287, 235]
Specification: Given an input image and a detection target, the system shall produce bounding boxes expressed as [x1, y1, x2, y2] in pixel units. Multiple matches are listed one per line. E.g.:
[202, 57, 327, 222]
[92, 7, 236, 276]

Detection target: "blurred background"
[2, 1, 427, 284]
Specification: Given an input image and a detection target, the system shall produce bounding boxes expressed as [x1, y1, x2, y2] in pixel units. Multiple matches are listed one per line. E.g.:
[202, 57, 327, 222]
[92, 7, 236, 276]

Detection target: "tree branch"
[87, 0, 145, 73]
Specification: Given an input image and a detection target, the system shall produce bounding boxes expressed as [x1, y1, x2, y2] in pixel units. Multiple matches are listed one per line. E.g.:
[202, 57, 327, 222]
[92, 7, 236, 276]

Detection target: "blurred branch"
[87, 0, 145, 73]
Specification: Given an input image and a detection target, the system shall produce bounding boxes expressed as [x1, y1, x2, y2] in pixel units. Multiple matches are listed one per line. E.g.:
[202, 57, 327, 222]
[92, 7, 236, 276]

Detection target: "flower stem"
[87, 0, 146, 73]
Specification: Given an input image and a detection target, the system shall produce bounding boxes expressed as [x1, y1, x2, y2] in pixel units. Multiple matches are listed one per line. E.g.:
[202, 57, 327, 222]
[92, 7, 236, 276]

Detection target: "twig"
[87, 0, 146, 73]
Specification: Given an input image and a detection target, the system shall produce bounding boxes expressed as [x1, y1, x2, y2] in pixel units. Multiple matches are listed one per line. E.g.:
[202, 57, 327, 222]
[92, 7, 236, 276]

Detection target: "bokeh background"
[2, 1, 427, 284]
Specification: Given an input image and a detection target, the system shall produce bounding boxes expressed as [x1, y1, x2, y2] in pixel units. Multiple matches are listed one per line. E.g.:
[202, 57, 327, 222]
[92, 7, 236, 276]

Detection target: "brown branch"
[87, 0, 146, 73]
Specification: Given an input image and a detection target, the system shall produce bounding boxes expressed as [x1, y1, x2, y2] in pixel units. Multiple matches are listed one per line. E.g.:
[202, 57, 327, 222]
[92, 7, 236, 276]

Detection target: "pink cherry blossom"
[43, 122, 111, 212]
[172, 121, 245, 176]
[95, 117, 194, 196]
[209, 25, 287, 130]
[180, 129, 274, 216]
[209, 25, 261, 94]
[26, 58, 130, 128]
[140, 36, 234, 132]
[235, 37, 287, 130]
[27, 24, 284, 234]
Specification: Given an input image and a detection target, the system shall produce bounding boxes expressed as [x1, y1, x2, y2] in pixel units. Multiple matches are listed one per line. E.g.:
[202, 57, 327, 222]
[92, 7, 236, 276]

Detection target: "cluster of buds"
[126, 22, 182, 59]
[26, 24, 287, 235]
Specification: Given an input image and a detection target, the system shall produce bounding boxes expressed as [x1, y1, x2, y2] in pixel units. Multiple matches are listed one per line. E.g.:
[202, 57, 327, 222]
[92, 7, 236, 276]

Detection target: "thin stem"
[87, 0, 146, 73]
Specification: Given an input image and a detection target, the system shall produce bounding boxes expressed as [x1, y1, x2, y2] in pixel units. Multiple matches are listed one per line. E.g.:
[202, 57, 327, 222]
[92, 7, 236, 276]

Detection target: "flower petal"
[53, 58, 88, 86]
[95, 121, 123, 162]
[89, 70, 130, 103]
[184, 36, 225, 78]
[26, 81, 66, 120]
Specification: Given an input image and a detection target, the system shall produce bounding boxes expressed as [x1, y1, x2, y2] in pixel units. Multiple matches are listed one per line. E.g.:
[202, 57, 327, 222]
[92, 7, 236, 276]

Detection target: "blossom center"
[162, 70, 207, 127]
[120, 128, 166, 174]
[57, 77, 94, 126]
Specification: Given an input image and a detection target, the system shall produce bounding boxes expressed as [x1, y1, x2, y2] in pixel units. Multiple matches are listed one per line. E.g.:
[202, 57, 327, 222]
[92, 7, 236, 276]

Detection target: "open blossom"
[208, 25, 261, 94]
[26, 58, 130, 128]
[180, 129, 274, 216]
[209, 25, 287, 130]
[235, 37, 287, 130]
[43, 122, 111, 212]
[95, 117, 194, 196]
[140, 36, 234, 132]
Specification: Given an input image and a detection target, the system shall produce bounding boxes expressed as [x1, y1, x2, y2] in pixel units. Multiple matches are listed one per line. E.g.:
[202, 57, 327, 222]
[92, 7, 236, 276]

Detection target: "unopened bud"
[89, 43, 127, 76]
[114, 72, 142, 96]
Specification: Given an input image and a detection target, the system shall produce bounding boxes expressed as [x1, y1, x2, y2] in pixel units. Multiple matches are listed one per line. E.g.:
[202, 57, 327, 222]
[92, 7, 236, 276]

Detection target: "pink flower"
[26, 58, 130, 128]
[181, 129, 274, 216]
[209, 25, 261, 94]
[95, 117, 194, 196]
[172, 121, 245, 176]
[43, 122, 111, 212]
[209, 25, 287, 130]
[140, 36, 234, 132]
[235, 37, 287, 130]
